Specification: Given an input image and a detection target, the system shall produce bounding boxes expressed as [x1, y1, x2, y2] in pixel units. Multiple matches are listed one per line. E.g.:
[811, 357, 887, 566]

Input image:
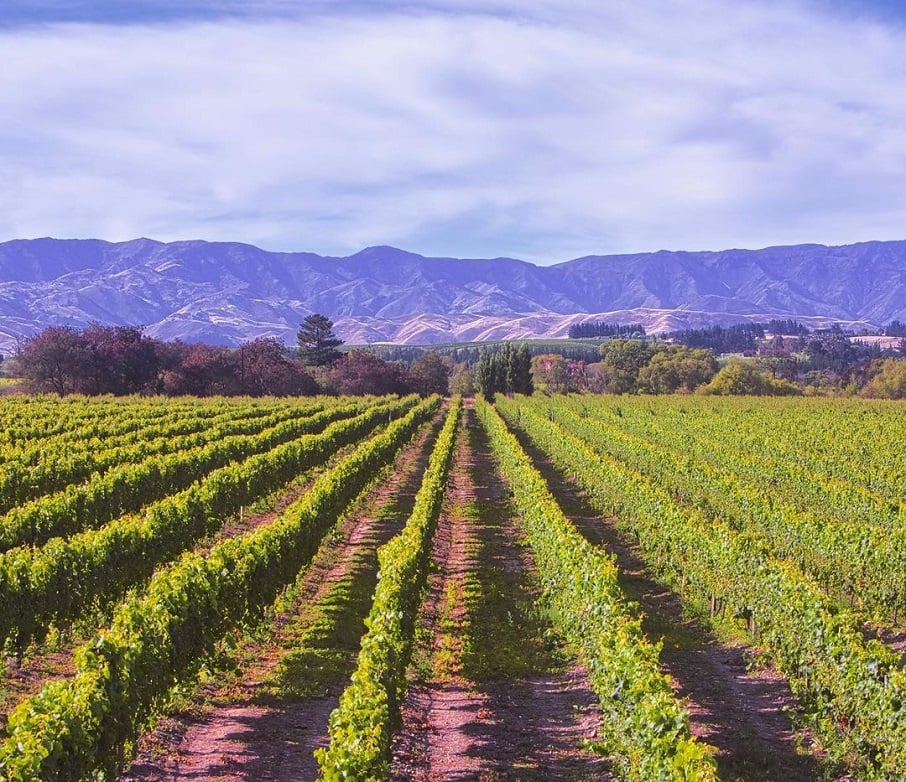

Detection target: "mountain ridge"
[0, 238, 904, 351]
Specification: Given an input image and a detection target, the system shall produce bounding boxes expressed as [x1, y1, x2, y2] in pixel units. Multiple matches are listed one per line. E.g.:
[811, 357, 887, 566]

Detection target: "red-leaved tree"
[327, 350, 411, 396]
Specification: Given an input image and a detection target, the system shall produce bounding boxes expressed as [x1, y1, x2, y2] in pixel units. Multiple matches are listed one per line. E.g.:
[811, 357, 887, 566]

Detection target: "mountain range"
[0, 237, 904, 353]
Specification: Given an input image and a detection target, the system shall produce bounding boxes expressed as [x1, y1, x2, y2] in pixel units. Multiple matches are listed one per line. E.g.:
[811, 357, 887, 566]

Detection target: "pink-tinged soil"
[468, 670, 606, 782]
[126, 701, 335, 781]
[863, 621, 906, 662]
[391, 408, 608, 781]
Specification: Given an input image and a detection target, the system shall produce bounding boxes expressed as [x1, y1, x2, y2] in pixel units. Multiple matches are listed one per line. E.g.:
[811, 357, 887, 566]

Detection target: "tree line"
[530, 329, 906, 397]
[567, 321, 646, 339]
[9, 315, 451, 398]
[5, 315, 906, 399]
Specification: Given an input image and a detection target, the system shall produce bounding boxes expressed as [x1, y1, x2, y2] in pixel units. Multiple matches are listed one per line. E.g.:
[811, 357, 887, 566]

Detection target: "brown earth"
[862, 622, 906, 663]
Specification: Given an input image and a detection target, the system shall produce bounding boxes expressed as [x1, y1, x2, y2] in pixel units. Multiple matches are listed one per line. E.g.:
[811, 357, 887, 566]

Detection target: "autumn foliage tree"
[236, 337, 319, 396]
[79, 324, 159, 394]
[863, 358, 906, 399]
[20, 324, 158, 395]
[531, 353, 583, 393]
[19, 326, 87, 394]
[327, 350, 411, 396]
[698, 360, 800, 396]
[409, 352, 451, 397]
[20, 325, 320, 398]
[159, 343, 238, 396]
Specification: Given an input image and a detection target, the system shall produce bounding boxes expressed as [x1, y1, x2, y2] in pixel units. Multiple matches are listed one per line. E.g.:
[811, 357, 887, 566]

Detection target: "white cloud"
[1, 0, 906, 262]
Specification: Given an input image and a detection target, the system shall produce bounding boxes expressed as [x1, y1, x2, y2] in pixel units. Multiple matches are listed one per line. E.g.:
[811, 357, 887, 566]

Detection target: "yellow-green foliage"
[0, 396, 440, 781]
[864, 358, 906, 399]
[502, 395, 906, 780]
[318, 398, 461, 781]
[483, 397, 717, 781]
[0, 397, 418, 656]
[699, 359, 800, 395]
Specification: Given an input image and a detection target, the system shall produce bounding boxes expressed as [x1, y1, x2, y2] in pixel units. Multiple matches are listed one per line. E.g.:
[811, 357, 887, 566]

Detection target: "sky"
[2, 1, 906, 263]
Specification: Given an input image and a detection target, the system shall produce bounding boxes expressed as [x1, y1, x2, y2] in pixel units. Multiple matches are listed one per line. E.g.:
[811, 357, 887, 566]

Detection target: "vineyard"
[0, 393, 904, 780]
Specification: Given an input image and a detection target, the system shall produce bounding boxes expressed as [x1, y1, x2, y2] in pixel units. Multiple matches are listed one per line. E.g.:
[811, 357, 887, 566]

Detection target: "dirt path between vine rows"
[390, 408, 608, 781]
[510, 425, 840, 782]
[123, 414, 443, 782]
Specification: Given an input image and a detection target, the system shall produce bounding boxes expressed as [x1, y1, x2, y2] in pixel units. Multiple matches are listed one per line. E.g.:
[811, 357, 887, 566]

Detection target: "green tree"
[297, 314, 343, 367]
[505, 343, 534, 395]
[476, 344, 534, 399]
[805, 326, 856, 373]
[450, 364, 476, 397]
[699, 360, 800, 396]
[531, 353, 570, 393]
[475, 349, 499, 400]
[598, 339, 654, 393]
[637, 346, 717, 394]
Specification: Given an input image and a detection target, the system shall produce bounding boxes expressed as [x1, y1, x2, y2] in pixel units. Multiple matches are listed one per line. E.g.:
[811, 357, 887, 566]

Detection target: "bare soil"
[390, 408, 607, 781]
[124, 414, 442, 781]
[124, 702, 335, 781]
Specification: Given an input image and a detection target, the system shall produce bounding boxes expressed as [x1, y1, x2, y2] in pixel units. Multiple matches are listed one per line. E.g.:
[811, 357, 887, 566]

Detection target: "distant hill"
[0, 237, 904, 352]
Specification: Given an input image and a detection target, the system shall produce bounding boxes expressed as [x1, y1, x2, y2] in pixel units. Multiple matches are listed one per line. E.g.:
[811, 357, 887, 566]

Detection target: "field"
[0, 392, 904, 781]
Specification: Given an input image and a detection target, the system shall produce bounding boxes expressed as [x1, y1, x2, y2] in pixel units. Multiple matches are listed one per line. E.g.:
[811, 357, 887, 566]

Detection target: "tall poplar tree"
[476, 343, 533, 399]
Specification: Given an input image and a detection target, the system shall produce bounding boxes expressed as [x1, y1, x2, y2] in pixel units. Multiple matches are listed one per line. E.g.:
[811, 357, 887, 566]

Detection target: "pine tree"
[297, 314, 343, 366]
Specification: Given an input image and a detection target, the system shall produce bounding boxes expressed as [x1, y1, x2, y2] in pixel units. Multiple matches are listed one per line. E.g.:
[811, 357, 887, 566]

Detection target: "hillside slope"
[0, 238, 903, 350]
